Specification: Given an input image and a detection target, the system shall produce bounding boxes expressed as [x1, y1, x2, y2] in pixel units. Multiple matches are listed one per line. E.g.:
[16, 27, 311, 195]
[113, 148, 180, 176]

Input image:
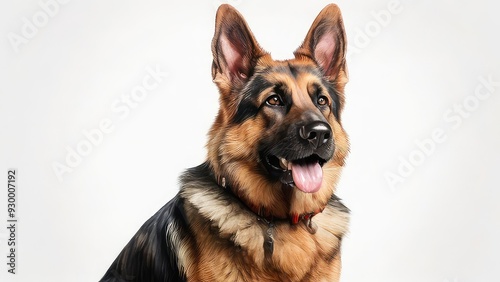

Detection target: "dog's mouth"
[263, 154, 327, 193]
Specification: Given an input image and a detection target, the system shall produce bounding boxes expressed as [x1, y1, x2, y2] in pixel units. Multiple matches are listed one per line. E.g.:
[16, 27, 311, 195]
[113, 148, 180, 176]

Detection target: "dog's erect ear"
[295, 4, 347, 81]
[212, 4, 265, 86]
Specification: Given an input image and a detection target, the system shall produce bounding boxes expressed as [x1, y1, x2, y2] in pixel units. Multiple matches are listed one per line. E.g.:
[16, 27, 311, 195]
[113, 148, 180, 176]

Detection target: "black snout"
[299, 121, 332, 149]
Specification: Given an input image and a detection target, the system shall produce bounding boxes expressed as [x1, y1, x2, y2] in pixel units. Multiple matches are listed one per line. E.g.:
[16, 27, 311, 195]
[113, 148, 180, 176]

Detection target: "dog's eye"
[266, 95, 284, 106]
[317, 95, 328, 106]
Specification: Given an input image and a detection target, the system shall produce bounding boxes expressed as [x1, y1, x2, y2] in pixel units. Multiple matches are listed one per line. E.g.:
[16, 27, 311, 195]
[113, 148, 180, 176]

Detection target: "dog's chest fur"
[178, 167, 349, 282]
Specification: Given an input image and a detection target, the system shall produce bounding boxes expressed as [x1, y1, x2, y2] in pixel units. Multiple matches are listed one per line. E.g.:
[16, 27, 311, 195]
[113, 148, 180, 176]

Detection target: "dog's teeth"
[279, 158, 288, 170]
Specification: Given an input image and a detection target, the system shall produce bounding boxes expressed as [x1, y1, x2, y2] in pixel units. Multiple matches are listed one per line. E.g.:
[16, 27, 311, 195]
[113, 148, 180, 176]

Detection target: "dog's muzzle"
[261, 118, 335, 194]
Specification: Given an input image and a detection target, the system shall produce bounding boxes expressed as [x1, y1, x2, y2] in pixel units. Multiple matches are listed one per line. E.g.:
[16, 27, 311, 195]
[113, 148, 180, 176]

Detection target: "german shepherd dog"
[101, 3, 349, 282]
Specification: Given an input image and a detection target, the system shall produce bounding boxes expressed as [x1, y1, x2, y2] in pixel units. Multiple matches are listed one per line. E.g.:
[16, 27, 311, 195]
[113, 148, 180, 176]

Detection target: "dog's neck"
[216, 174, 323, 229]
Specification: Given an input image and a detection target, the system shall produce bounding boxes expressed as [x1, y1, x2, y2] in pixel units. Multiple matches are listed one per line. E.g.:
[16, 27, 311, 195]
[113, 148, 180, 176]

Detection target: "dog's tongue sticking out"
[291, 162, 323, 193]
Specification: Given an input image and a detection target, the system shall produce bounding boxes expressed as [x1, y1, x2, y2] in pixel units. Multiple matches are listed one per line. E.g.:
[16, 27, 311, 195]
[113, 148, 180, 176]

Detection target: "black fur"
[101, 163, 216, 282]
[233, 75, 272, 124]
[100, 195, 185, 282]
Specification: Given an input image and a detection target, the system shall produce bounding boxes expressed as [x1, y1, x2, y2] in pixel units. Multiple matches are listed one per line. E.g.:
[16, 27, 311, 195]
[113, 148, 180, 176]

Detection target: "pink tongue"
[291, 162, 323, 193]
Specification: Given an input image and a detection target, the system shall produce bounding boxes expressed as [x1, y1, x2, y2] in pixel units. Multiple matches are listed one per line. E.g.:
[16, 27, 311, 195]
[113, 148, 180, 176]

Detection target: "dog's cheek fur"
[219, 117, 291, 217]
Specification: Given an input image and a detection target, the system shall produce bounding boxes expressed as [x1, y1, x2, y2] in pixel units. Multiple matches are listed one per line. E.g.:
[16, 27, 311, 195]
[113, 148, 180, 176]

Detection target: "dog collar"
[217, 176, 323, 229]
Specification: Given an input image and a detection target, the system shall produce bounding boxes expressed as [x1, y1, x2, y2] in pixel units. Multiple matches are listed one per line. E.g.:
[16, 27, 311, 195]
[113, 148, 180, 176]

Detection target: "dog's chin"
[261, 153, 329, 194]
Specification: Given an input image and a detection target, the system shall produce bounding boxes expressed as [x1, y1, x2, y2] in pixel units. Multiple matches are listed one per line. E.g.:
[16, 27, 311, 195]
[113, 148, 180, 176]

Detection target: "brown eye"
[318, 96, 328, 106]
[266, 95, 283, 106]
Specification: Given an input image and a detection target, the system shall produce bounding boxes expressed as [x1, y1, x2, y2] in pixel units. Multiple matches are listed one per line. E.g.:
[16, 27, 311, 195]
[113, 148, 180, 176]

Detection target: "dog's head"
[207, 4, 349, 220]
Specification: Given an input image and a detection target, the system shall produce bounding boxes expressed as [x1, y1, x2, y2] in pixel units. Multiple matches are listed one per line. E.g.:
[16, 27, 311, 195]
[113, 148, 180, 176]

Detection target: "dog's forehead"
[255, 62, 325, 91]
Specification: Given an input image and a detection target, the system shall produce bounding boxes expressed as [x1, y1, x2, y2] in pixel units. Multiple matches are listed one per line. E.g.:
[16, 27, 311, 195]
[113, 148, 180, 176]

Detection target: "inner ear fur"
[211, 4, 266, 86]
[294, 4, 347, 82]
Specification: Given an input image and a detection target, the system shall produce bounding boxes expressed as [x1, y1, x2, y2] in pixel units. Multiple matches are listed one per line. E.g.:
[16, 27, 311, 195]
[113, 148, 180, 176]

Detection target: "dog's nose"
[299, 121, 332, 149]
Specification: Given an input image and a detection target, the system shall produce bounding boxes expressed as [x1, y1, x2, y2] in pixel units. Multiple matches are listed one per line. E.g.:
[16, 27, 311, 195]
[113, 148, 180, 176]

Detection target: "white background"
[1, 0, 499, 281]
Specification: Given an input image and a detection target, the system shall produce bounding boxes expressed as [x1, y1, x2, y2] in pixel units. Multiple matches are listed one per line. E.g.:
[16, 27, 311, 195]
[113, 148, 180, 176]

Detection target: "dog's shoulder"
[100, 195, 187, 282]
